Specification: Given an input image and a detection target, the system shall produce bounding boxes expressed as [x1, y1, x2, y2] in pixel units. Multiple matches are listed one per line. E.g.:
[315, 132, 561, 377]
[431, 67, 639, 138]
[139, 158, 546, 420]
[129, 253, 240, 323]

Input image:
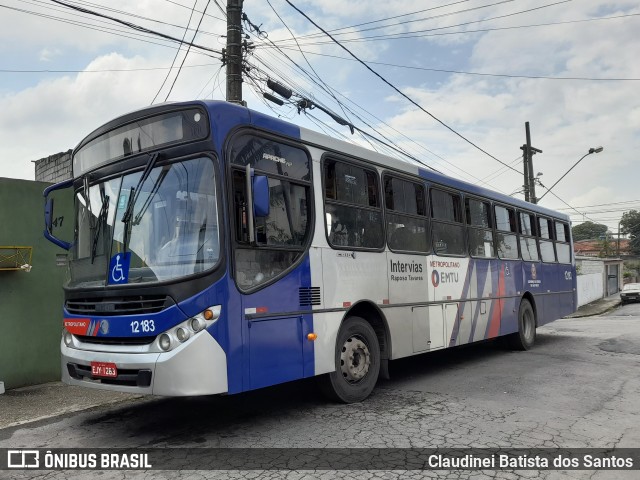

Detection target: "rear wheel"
[318, 316, 380, 403]
[508, 299, 536, 350]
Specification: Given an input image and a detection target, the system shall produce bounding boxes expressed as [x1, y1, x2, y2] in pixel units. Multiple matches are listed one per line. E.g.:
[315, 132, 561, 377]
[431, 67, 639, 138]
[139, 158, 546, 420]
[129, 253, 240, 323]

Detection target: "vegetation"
[620, 210, 640, 256]
[571, 221, 608, 241]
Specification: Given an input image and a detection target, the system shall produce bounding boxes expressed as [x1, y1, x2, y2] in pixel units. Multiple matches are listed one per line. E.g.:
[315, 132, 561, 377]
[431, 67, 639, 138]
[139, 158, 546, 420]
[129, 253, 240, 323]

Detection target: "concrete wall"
[33, 150, 72, 183]
[575, 256, 623, 306]
[0, 178, 73, 389]
[577, 273, 604, 307]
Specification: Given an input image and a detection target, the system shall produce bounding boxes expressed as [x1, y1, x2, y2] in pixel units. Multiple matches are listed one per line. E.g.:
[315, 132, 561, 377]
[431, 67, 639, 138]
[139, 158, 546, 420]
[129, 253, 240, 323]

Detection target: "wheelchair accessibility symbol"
[109, 252, 131, 285]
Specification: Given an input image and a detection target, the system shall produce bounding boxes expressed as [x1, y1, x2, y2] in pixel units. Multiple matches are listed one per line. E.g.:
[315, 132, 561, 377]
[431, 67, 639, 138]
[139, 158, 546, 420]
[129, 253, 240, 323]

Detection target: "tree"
[572, 221, 608, 241]
[620, 210, 640, 255]
[598, 234, 615, 257]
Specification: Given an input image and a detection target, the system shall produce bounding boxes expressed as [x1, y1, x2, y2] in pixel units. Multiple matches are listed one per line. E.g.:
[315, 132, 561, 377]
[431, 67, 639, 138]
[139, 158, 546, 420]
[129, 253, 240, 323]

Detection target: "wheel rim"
[340, 335, 371, 384]
[522, 308, 534, 342]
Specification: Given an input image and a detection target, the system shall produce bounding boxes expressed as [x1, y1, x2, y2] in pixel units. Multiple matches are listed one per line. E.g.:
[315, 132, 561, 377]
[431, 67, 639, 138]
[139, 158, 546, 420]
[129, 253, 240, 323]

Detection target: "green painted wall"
[0, 177, 73, 389]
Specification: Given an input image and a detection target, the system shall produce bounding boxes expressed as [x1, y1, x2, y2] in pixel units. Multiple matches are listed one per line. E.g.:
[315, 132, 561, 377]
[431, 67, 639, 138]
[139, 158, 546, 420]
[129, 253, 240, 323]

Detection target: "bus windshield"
[69, 156, 220, 288]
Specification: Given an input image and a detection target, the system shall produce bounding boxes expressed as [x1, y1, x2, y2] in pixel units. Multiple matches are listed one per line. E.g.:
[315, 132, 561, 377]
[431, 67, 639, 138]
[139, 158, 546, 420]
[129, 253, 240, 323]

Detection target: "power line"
[288, 0, 474, 40]
[283, 0, 521, 176]
[247, 16, 512, 191]
[290, 0, 516, 41]
[273, 11, 639, 48]
[50, 0, 222, 56]
[0, 63, 218, 73]
[163, 0, 212, 101]
[151, 0, 198, 105]
[263, 46, 640, 82]
[557, 199, 640, 210]
[276, 0, 575, 46]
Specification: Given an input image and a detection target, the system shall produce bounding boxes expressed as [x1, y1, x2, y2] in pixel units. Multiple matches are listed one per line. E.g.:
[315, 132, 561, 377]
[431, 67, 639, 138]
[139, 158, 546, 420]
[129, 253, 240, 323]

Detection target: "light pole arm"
[538, 150, 597, 202]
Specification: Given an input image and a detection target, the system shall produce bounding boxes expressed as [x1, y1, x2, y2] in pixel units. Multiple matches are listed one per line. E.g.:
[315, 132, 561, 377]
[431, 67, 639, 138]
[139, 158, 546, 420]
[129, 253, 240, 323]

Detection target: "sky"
[1, 0, 639, 231]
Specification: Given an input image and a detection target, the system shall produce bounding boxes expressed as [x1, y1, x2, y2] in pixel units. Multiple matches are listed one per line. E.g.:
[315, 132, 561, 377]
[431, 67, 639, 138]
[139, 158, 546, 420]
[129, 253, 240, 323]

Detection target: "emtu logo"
[431, 270, 440, 287]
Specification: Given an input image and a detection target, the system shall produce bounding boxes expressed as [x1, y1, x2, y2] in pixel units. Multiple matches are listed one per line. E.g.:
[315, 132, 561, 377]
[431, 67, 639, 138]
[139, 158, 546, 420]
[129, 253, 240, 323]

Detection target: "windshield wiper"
[90, 193, 110, 263]
[121, 153, 159, 252]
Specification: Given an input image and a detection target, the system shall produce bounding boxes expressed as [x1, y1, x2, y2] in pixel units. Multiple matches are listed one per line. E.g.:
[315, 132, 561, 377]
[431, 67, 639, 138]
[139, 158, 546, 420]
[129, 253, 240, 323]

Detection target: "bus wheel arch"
[521, 291, 538, 327]
[507, 295, 537, 350]
[344, 301, 391, 363]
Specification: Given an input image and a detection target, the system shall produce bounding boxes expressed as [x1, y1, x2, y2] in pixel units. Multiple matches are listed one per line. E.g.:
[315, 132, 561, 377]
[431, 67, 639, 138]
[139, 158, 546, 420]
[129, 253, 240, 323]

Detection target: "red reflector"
[343, 302, 352, 308]
[91, 362, 117, 378]
[256, 306, 268, 314]
[382, 299, 390, 305]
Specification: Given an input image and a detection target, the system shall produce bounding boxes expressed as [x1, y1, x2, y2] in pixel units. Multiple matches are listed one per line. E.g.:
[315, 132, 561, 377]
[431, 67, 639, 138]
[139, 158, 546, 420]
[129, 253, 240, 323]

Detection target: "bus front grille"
[76, 335, 156, 346]
[65, 295, 170, 316]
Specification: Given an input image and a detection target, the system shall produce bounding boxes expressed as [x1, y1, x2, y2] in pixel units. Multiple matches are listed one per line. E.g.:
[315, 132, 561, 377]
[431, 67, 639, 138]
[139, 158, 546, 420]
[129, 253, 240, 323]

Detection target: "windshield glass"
[68, 156, 220, 288]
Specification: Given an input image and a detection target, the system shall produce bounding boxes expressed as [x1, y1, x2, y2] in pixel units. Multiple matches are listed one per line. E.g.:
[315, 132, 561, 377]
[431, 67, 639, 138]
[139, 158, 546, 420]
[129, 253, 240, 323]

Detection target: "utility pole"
[520, 122, 543, 204]
[521, 141, 530, 202]
[226, 0, 244, 104]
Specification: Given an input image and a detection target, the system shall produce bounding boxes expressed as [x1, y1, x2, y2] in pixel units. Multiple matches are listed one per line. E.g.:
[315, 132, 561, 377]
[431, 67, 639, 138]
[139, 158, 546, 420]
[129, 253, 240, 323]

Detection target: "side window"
[538, 217, 556, 262]
[494, 205, 518, 260]
[430, 189, 465, 256]
[385, 176, 429, 253]
[519, 211, 539, 262]
[229, 135, 313, 291]
[466, 198, 494, 258]
[324, 159, 383, 249]
[555, 221, 571, 264]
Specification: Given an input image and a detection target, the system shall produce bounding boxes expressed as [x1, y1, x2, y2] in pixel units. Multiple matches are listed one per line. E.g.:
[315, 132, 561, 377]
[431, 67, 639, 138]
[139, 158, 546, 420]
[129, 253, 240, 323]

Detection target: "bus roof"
[75, 99, 570, 223]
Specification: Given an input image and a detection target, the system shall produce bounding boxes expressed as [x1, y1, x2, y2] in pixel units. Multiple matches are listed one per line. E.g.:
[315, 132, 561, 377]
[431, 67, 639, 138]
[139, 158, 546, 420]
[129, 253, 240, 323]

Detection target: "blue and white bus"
[44, 100, 576, 403]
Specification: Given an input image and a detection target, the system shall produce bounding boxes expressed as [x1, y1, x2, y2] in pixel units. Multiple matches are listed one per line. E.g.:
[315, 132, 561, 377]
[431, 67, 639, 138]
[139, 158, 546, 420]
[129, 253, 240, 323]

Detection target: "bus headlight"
[155, 306, 221, 353]
[190, 317, 206, 333]
[176, 327, 190, 342]
[159, 333, 172, 351]
[63, 330, 73, 347]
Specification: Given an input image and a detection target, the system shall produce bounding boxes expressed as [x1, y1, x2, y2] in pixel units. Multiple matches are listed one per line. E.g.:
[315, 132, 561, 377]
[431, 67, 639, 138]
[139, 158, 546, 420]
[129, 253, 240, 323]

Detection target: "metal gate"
[607, 264, 619, 295]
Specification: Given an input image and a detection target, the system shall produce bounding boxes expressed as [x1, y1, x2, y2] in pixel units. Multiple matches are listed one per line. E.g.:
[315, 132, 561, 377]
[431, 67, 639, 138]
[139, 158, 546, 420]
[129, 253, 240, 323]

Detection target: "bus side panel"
[499, 260, 521, 337]
[387, 252, 430, 359]
[238, 254, 314, 391]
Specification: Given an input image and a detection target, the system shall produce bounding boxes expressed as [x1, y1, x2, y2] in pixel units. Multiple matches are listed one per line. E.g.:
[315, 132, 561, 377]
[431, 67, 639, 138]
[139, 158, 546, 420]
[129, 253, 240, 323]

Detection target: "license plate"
[91, 362, 118, 378]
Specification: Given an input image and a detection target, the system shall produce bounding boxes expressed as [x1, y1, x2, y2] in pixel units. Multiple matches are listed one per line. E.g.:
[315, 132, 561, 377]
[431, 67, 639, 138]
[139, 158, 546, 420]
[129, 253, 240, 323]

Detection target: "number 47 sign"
[109, 253, 131, 285]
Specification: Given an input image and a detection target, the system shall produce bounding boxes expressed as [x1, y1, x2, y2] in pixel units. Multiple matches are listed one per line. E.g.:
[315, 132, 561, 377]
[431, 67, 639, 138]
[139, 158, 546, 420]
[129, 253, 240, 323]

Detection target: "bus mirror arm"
[245, 165, 270, 245]
[245, 164, 255, 244]
[43, 178, 73, 250]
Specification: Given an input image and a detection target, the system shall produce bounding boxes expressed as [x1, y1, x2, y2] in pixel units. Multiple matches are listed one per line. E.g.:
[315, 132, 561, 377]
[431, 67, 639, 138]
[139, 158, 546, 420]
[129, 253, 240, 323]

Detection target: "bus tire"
[318, 316, 380, 403]
[508, 298, 536, 350]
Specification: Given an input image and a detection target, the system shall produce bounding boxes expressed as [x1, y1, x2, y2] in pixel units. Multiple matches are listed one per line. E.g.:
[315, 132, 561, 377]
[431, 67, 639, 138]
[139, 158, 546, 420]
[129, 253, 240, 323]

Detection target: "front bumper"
[61, 331, 228, 396]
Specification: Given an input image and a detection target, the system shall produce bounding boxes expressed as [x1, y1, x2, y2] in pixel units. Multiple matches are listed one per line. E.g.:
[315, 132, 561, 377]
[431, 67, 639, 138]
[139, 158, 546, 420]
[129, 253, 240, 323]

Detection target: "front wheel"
[318, 316, 380, 403]
[508, 299, 536, 350]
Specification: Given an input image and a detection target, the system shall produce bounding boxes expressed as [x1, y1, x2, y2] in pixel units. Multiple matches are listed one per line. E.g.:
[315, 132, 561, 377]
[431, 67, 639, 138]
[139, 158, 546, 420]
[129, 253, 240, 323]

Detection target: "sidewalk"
[0, 382, 144, 430]
[564, 292, 622, 318]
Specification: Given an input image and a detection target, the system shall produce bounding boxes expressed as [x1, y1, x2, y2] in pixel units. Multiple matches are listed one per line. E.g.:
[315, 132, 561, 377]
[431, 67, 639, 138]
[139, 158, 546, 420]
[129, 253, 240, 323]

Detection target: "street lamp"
[538, 146, 603, 201]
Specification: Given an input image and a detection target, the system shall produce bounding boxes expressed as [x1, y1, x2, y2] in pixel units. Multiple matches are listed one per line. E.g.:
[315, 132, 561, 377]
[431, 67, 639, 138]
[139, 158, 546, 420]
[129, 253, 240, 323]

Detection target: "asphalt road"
[2, 303, 639, 479]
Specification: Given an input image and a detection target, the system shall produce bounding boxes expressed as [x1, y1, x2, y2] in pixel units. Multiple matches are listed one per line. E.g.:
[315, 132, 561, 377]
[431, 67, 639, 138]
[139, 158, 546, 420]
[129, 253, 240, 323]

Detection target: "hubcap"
[340, 335, 371, 383]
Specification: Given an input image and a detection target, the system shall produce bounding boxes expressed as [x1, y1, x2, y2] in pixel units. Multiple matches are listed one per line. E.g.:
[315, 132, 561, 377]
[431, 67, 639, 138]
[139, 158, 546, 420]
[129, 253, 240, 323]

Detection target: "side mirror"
[253, 175, 270, 218]
[43, 179, 73, 250]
